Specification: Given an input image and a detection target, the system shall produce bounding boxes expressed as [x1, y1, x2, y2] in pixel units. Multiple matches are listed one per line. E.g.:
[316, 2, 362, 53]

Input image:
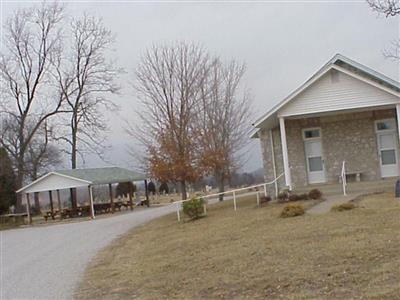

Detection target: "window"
[376, 119, 396, 131]
[308, 157, 323, 171]
[303, 129, 320, 139]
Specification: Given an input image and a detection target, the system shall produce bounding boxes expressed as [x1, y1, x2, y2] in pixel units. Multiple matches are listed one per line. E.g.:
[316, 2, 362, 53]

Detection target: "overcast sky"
[2, 1, 399, 172]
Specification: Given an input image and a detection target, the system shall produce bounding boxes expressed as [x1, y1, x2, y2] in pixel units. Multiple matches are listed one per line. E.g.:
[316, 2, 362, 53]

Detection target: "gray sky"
[2, 1, 399, 172]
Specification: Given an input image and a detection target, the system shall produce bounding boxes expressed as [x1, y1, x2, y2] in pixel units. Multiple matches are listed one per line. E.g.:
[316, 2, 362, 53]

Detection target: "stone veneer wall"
[259, 109, 397, 191]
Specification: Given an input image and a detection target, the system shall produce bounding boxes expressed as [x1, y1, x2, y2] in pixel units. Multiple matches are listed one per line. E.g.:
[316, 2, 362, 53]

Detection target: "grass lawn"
[76, 193, 400, 300]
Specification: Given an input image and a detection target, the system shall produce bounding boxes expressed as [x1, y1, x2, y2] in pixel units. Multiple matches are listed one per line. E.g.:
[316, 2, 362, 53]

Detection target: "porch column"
[396, 104, 400, 142]
[279, 117, 292, 190]
[269, 129, 278, 197]
[88, 185, 95, 219]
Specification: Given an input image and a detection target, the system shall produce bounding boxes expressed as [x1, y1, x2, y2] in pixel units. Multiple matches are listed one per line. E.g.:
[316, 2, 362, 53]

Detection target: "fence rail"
[174, 172, 285, 221]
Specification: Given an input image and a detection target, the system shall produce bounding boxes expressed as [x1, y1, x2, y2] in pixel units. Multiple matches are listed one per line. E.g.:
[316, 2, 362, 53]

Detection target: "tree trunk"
[15, 161, 24, 211]
[34, 192, 41, 214]
[180, 181, 187, 200]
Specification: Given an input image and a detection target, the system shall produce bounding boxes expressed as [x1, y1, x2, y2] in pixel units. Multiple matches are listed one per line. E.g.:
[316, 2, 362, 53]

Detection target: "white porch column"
[279, 117, 292, 190]
[269, 129, 278, 197]
[396, 104, 400, 142]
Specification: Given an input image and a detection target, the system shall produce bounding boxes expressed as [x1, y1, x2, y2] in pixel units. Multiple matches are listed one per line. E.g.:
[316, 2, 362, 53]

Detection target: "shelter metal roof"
[17, 167, 146, 194]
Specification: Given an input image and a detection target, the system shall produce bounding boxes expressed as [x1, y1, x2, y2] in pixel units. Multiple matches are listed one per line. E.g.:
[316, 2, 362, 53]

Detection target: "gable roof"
[251, 54, 400, 138]
[55, 167, 145, 185]
[17, 167, 146, 194]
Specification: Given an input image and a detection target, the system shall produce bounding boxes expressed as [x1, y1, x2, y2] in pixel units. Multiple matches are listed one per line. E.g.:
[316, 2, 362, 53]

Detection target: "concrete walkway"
[307, 193, 361, 214]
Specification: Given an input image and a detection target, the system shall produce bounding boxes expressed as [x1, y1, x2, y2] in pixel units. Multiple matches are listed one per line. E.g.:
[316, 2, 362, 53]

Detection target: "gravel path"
[1, 204, 176, 300]
[1, 191, 259, 300]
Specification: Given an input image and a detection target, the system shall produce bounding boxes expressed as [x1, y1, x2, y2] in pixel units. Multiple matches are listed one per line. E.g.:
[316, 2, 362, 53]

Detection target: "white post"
[396, 104, 400, 142]
[176, 202, 181, 221]
[279, 117, 292, 190]
[89, 185, 95, 219]
[25, 193, 31, 224]
[396, 104, 400, 175]
[203, 203, 207, 215]
[269, 129, 279, 197]
[264, 184, 267, 197]
[256, 192, 260, 206]
[233, 191, 237, 211]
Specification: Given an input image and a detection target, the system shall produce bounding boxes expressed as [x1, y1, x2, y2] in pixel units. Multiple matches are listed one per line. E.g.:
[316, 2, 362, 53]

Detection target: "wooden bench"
[338, 171, 363, 183]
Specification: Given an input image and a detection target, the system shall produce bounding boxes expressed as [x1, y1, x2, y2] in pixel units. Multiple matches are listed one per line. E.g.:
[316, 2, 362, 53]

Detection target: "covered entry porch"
[267, 105, 400, 191]
[17, 167, 148, 224]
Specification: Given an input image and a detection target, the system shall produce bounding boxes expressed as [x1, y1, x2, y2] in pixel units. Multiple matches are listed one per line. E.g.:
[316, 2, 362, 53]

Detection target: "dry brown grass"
[76, 193, 400, 300]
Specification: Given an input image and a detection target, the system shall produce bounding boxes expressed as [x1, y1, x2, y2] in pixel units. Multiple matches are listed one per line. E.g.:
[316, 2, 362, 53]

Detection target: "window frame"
[302, 127, 322, 141]
[375, 118, 397, 133]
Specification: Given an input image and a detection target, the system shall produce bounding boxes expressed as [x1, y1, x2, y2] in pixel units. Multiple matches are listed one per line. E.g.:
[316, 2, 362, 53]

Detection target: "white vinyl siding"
[278, 70, 399, 117]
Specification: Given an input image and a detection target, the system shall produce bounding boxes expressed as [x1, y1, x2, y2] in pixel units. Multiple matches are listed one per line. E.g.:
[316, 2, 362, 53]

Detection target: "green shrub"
[308, 189, 323, 200]
[182, 197, 205, 220]
[280, 204, 305, 218]
[331, 202, 356, 212]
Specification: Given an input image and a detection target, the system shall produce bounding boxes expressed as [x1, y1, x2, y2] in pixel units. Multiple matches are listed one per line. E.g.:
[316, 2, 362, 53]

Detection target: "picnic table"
[0, 213, 28, 225]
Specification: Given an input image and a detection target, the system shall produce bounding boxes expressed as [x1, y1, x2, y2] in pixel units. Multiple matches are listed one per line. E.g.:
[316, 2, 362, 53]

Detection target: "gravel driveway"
[1, 204, 176, 300]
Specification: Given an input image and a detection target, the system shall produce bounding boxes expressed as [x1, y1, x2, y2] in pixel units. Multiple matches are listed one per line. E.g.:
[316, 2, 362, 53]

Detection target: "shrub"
[298, 193, 309, 200]
[331, 202, 356, 212]
[260, 195, 272, 204]
[280, 204, 305, 218]
[277, 191, 289, 203]
[288, 193, 301, 201]
[308, 188, 323, 200]
[182, 197, 205, 220]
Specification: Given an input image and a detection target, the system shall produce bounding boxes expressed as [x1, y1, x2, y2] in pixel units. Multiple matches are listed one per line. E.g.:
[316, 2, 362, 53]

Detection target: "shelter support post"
[26, 193, 32, 224]
[279, 117, 292, 190]
[89, 185, 95, 219]
[128, 183, 133, 211]
[48, 191, 55, 220]
[56, 189, 62, 220]
[144, 179, 149, 206]
[109, 183, 114, 213]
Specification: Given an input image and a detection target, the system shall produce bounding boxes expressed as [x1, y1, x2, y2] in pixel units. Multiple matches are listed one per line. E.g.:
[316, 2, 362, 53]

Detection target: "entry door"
[377, 131, 399, 178]
[303, 128, 326, 184]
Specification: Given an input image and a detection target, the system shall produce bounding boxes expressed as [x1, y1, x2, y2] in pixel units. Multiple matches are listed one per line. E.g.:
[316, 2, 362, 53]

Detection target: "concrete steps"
[292, 178, 397, 197]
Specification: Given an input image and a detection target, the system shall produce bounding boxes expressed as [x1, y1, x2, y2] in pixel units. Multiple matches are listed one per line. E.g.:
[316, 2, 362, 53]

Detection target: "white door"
[377, 131, 399, 178]
[303, 128, 326, 184]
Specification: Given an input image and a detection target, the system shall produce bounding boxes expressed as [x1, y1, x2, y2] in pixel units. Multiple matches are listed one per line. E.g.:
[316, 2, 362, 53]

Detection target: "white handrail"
[174, 172, 285, 221]
[341, 161, 347, 196]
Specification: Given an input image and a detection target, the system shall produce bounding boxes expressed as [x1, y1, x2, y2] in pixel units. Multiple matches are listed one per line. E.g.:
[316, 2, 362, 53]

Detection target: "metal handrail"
[174, 172, 285, 221]
[341, 161, 347, 196]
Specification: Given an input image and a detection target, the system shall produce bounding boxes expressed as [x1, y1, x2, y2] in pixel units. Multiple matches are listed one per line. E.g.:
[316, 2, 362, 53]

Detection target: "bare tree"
[367, 0, 400, 16]
[197, 59, 251, 201]
[55, 14, 120, 169]
[367, 0, 400, 60]
[25, 122, 61, 213]
[0, 2, 65, 209]
[131, 42, 210, 200]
